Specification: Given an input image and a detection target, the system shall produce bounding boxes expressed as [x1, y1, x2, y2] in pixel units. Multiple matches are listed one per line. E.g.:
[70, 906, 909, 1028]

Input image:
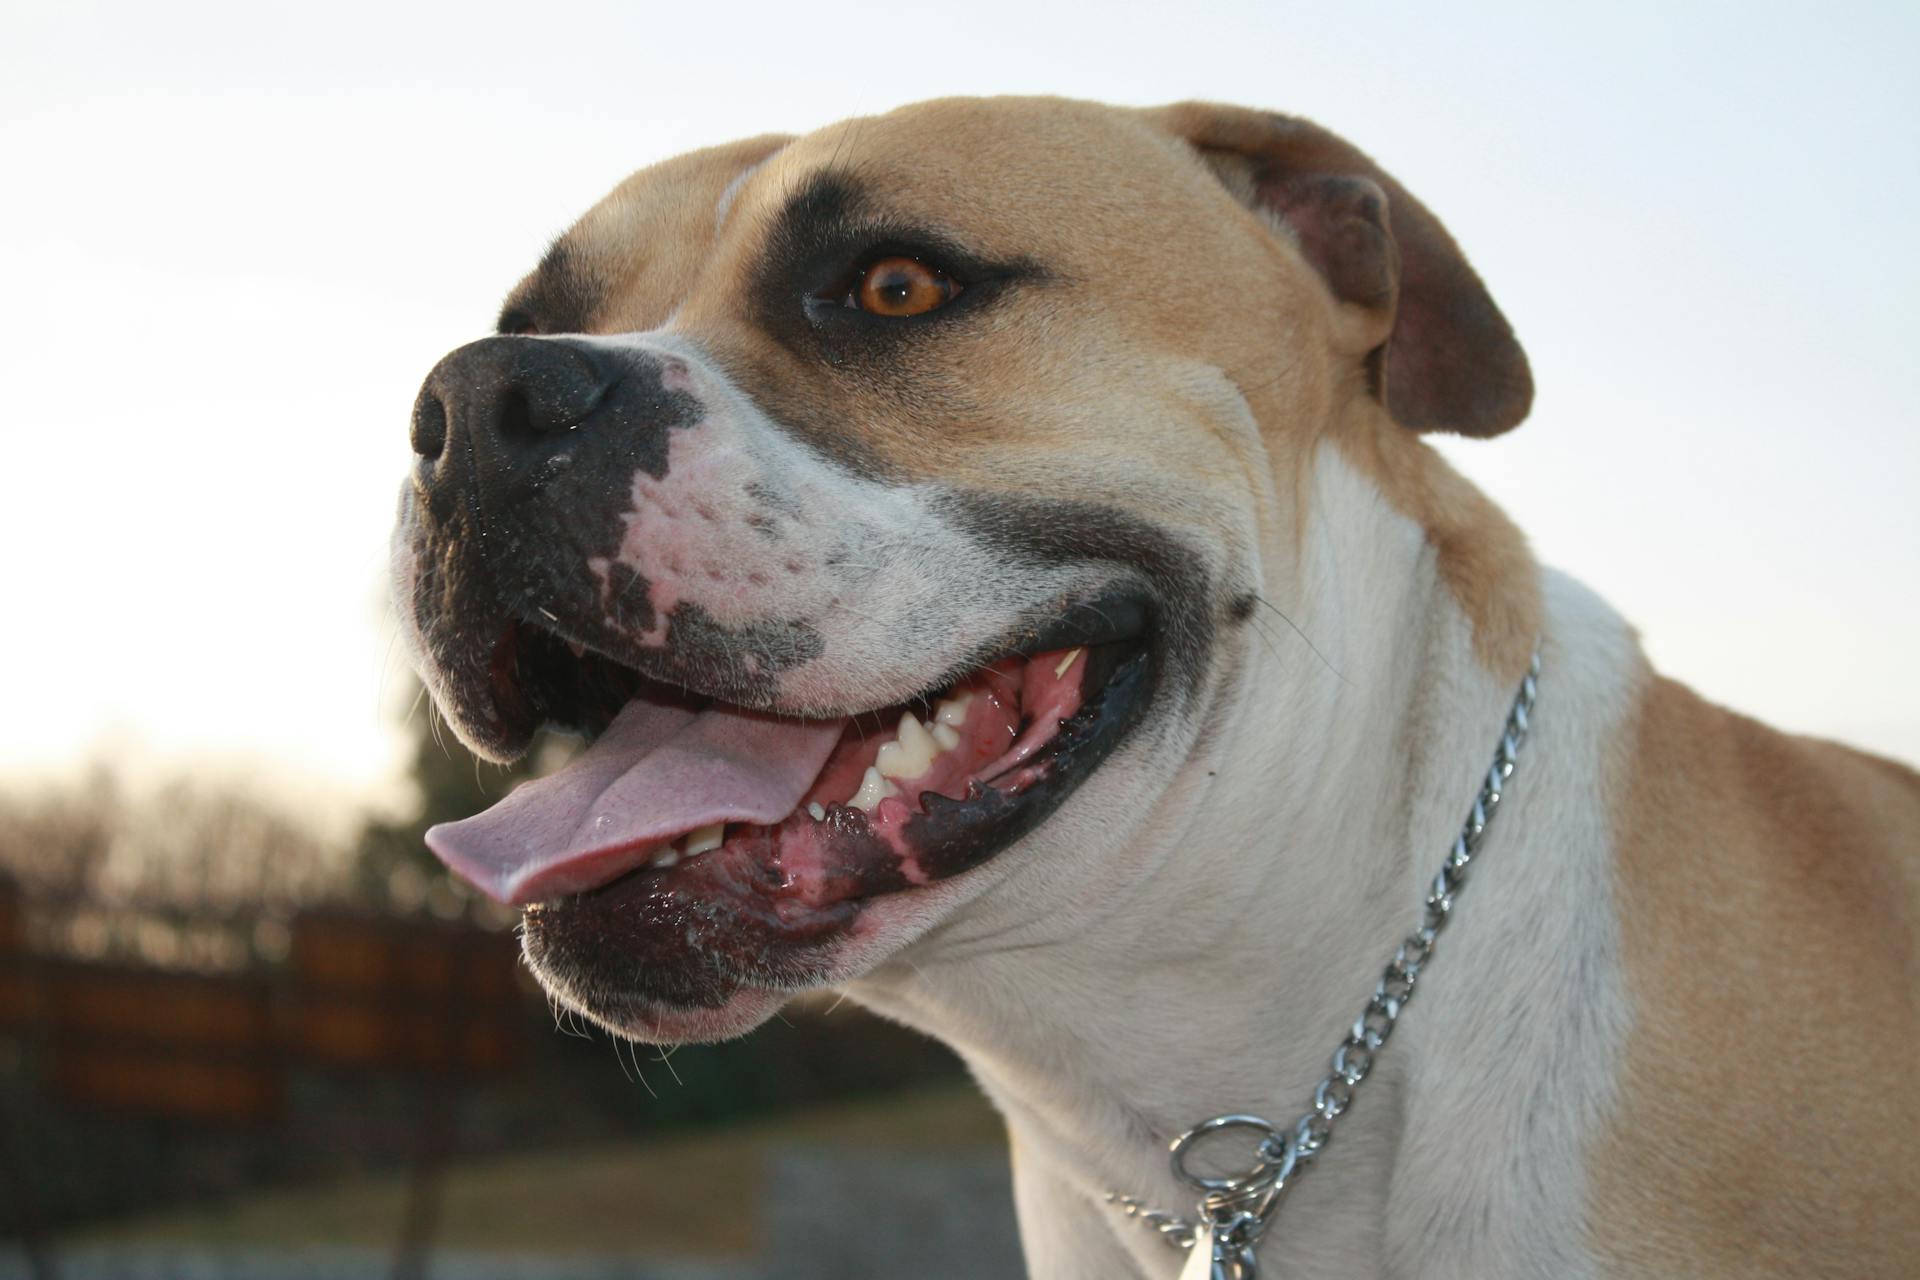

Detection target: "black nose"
[411, 336, 618, 497]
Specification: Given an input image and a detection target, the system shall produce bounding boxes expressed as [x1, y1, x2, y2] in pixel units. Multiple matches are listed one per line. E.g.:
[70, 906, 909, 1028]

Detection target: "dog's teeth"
[849, 765, 898, 812]
[933, 693, 974, 728]
[807, 802, 827, 821]
[1053, 648, 1082, 678]
[931, 723, 961, 751]
[877, 714, 940, 780]
[654, 848, 681, 869]
[683, 823, 725, 855]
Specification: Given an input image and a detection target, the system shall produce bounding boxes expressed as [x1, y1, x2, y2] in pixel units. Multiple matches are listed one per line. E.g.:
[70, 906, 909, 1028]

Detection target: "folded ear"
[1145, 102, 1532, 438]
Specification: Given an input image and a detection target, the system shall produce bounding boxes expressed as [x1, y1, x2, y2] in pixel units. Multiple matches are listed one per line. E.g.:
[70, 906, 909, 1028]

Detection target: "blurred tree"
[0, 767, 342, 968]
[0, 764, 118, 896]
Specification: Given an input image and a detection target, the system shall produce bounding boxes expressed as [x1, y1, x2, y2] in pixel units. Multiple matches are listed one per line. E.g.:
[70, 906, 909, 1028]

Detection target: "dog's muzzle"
[396, 332, 1157, 1021]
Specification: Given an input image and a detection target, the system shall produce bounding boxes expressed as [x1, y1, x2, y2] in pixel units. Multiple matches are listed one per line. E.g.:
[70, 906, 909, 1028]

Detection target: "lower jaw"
[522, 867, 975, 1042]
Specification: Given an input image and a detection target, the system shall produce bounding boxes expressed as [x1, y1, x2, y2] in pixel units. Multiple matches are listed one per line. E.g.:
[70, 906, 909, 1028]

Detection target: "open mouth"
[426, 603, 1153, 928]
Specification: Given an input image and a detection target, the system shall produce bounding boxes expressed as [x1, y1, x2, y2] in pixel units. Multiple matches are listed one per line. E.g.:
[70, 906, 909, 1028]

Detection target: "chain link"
[1103, 1192, 1199, 1250]
[1109, 650, 1541, 1259]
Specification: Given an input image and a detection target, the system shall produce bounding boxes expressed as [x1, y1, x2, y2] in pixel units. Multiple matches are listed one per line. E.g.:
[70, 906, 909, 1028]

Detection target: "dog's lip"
[498, 585, 1153, 733]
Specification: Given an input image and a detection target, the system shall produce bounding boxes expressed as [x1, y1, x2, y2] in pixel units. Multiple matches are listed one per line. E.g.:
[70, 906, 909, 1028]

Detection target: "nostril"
[410, 335, 641, 498]
[411, 391, 448, 460]
[497, 386, 535, 441]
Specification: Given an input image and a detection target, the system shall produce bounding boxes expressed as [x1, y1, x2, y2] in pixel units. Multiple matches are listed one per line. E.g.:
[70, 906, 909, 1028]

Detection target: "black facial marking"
[752, 171, 1043, 352]
[597, 561, 657, 638]
[1229, 592, 1258, 623]
[719, 170, 1048, 480]
[613, 601, 825, 708]
[932, 493, 1217, 706]
[497, 238, 601, 336]
[742, 480, 803, 521]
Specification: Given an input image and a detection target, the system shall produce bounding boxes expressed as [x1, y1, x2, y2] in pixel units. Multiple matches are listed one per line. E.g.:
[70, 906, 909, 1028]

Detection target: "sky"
[2, 0, 1915, 820]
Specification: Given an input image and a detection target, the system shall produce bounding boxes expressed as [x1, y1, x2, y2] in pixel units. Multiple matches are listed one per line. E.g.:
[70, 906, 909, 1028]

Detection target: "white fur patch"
[845, 447, 1640, 1277]
[713, 157, 767, 233]
[1379, 569, 1639, 1278]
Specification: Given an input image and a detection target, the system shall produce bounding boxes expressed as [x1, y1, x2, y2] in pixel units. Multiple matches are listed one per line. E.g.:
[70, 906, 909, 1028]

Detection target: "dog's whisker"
[609, 1033, 632, 1084]
[1251, 593, 1348, 686]
[1242, 612, 1287, 669]
[377, 629, 406, 719]
[630, 1038, 656, 1097]
[652, 1045, 685, 1088]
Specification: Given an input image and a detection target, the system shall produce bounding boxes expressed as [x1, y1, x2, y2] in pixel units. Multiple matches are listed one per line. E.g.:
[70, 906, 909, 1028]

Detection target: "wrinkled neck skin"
[846, 403, 1558, 1277]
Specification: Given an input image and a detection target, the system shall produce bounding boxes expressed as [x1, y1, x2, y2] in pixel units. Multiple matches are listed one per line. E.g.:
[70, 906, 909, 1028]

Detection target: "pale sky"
[3, 0, 1915, 817]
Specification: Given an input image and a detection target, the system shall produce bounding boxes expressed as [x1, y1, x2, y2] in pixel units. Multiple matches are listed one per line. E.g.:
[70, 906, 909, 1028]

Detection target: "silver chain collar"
[1104, 651, 1541, 1278]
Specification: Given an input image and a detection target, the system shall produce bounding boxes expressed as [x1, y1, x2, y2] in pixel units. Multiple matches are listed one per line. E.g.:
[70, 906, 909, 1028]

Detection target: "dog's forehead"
[508, 98, 1254, 337]
[742, 97, 1203, 245]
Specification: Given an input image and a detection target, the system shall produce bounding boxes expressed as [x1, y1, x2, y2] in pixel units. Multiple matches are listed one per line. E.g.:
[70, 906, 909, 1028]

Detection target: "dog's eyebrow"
[497, 239, 599, 335]
[763, 170, 867, 265]
[761, 170, 1032, 286]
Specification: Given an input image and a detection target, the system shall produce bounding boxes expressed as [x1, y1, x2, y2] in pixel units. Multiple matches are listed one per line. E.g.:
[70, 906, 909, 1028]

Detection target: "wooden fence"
[0, 885, 527, 1124]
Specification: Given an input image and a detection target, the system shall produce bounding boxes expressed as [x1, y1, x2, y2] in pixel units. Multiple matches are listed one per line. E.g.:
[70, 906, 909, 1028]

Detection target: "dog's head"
[393, 97, 1529, 1041]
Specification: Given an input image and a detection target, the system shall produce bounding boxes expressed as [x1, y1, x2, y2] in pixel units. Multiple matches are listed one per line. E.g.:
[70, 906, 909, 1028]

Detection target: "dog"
[391, 98, 1920, 1277]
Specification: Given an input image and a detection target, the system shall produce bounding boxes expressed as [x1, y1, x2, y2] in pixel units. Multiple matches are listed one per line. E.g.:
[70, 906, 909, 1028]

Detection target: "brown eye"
[854, 256, 960, 317]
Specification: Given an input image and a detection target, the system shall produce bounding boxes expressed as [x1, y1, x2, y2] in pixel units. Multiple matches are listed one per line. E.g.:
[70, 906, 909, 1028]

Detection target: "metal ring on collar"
[1169, 1114, 1295, 1193]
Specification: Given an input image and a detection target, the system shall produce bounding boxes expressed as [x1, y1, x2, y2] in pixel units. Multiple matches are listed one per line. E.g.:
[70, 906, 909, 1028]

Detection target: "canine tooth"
[931, 723, 961, 751]
[849, 765, 898, 812]
[807, 802, 827, 821]
[683, 823, 725, 855]
[933, 693, 974, 727]
[1054, 648, 1082, 678]
[877, 714, 939, 780]
[903, 713, 939, 752]
[654, 848, 681, 868]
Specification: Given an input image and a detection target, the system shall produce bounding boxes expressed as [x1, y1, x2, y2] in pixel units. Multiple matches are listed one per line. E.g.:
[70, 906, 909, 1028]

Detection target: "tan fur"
[1588, 679, 1920, 1277]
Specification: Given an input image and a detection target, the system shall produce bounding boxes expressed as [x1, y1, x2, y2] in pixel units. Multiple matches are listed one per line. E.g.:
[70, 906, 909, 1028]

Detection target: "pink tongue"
[426, 698, 849, 905]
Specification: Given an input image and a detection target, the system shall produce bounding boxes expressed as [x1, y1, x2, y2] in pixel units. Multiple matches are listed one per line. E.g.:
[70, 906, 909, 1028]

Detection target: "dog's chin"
[418, 595, 1158, 1045]
[522, 871, 999, 1044]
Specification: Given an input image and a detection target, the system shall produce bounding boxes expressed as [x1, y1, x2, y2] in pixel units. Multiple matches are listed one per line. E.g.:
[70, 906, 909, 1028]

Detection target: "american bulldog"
[392, 98, 1920, 1277]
